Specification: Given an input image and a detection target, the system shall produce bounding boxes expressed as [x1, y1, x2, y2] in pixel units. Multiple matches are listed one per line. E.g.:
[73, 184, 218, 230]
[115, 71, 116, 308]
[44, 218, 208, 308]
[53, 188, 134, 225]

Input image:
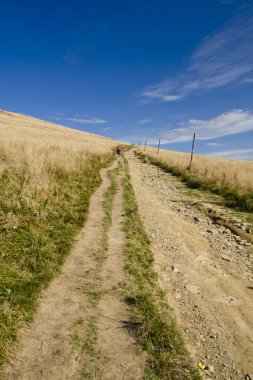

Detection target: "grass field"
[137, 146, 253, 212]
[0, 109, 118, 365]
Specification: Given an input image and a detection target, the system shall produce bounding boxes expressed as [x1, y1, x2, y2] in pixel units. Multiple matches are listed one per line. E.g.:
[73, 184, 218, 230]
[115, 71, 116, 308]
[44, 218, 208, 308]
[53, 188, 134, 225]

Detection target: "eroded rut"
[127, 151, 253, 380]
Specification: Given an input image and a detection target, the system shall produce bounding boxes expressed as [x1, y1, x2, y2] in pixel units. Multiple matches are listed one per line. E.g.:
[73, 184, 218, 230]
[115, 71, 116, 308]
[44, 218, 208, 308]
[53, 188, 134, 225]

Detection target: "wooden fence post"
[144, 140, 146, 151]
[189, 133, 196, 170]
[157, 138, 160, 155]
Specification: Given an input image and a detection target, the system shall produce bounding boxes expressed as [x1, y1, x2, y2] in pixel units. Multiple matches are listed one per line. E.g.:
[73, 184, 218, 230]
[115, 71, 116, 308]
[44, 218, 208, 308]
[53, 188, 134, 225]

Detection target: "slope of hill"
[1, 110, 252, 379]
[0, 109, 115, 152]
[0, 109, 118, 365]
[136, 146, 253, 212]
[127, 151, 253, 379]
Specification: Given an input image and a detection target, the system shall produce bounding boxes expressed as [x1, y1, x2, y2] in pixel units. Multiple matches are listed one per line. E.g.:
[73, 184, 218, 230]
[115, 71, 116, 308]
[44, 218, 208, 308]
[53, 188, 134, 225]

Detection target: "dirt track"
[1, 161, 145, 380]
[1, 152, 252, 380]
[127, 151, 253, 380]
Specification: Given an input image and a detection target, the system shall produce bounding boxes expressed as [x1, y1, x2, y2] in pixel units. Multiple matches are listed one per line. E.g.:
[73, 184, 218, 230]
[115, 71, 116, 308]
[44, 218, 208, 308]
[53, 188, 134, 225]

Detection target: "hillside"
[137, 145, 253, 212]
[0, 110, 252, 380]
[0, 109, 116, 153]
[0, 109, 119, 367]
[128, 151, 253, 379]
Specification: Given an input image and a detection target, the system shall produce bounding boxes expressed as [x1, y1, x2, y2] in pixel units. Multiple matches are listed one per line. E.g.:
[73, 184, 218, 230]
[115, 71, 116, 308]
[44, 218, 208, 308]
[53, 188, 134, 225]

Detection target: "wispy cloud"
[219, 0, 253, 10]
[240, 77, 253, 83]
[220, 0, 236, 4]
[101, 126, 111, 133]
[66, 117, 107, 124]
[157, 109, 253, 143]
[138, 118, 152, 124]
[142, 13, 253, 102]
[210, 148, 253, 160]
[53, 116, 107, 125]
[206, 142, 225, 147]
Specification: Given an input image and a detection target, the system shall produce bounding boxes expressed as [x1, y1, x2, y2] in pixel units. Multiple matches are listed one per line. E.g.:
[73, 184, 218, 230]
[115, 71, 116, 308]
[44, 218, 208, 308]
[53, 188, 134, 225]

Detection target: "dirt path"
[1, 160, 145, 380]
[127, 151, 253, 380]
[97, 172, 145, 380]
[2, 151, 252, 380]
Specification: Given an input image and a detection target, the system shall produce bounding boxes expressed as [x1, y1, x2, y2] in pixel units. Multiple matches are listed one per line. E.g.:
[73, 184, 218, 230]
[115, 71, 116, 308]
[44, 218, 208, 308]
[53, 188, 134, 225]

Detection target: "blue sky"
[0, 0, 253, 159]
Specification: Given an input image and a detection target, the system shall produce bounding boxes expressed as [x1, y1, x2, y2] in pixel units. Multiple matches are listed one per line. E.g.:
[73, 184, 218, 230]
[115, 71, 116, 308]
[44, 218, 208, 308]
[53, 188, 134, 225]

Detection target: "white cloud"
[206, 142, 225, 147]
[219, 0, 253, 10]
[142, 89, 183, 102]
[101, 126, 111, 133]
[142, 13, 253, 102]
[210, 148, 253, 160]
[240, 77, 253, 83]
[138, 118, 152, 124]
[158, 109, 253, 143]
[220, 0, 235, 4]
[52, 116, 107, 125]
[66, 117, 107, 124]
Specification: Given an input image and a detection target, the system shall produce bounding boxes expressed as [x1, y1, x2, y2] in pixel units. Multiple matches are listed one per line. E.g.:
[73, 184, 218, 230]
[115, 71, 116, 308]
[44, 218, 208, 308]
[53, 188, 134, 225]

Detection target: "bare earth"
[97, 171, 146, 379]
[127, 151, 253, 380]
[1, 151, 252, 380]
[1, 161, 145, 380]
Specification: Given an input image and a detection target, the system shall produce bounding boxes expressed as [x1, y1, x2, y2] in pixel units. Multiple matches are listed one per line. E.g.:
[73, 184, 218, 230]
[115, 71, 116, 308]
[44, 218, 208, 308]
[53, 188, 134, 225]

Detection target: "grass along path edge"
[70, 166, 119, 379]
[122, 159, 201, 380]
[135, 151, 253, 213]
[0, 153, 114, 367]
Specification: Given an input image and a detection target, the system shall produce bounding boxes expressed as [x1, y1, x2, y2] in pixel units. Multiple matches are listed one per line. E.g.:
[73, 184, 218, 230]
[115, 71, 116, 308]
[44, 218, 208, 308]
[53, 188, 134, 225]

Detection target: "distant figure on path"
[116, 145, 122, 155]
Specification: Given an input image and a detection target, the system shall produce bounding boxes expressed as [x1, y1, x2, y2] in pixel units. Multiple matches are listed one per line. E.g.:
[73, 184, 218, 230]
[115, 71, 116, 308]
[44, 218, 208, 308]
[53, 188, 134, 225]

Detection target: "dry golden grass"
[137, 146, 253, 211]
[0, 109, 117, 165]
[143, 146, 253, 193]
[0, 109, 120, 199]
[0, 109, 120, 365]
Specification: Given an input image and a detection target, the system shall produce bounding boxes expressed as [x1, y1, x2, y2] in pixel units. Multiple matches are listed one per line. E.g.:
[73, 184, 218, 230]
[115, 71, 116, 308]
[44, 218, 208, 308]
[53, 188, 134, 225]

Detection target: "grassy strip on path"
[0, 152, 113, 366]
[135, 151, 253, 213]
[122, 160, 201, 380]
[102, 167, 119, 248]
[71, 166, 119, 379]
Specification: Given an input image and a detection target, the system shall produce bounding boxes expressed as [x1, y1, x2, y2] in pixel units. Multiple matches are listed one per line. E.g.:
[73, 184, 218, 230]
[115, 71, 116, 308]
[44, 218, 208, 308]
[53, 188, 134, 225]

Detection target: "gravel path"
[127, 151, 253, 380]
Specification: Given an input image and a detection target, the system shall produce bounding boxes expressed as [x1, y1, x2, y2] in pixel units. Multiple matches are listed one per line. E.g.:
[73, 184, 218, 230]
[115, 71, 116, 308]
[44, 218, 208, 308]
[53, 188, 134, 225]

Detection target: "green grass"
[70, 166, 119, 379]
[0, 152, 113, 366]
[80, 166, 119, 309]
[70, 319, 99, 380]
[102, 167, 119, 245]
[122, 161, 201, 380]
[135, 151, 253, 213]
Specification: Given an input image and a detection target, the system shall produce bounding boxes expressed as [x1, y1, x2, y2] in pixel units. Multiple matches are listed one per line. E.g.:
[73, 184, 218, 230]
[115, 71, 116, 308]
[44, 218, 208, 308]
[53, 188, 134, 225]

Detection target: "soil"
[1, 160, 145, 380]
[127, 150, 253, 380]
[97, 172, 146, 379]
[1, 151, 252, 380]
